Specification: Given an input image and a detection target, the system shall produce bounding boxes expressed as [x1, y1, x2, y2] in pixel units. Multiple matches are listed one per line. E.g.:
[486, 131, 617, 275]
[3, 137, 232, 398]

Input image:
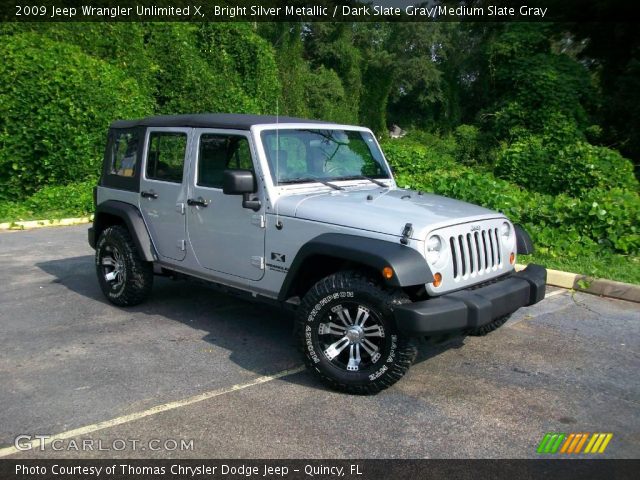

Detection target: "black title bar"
[2, 459, 640, 480]
[2, 0, 638, 22]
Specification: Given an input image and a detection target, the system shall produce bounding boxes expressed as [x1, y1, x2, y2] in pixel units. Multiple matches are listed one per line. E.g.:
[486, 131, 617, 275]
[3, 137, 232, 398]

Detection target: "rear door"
[187, 129, 265, 281]
[139, 127, 191, 262]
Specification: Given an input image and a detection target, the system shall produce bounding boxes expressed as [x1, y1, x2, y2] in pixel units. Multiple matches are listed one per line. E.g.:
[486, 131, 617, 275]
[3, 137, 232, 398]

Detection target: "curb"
[0, 216, 93, 231]
[516, 263, 640, 304]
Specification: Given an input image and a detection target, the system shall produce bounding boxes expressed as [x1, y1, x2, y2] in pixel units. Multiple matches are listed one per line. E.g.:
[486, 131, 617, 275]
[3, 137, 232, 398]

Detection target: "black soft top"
[110, 113, 334, 130]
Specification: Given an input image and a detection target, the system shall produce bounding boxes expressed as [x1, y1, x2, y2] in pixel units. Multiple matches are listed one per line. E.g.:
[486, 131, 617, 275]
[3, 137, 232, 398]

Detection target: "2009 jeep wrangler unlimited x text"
[89, 114, 546, 394]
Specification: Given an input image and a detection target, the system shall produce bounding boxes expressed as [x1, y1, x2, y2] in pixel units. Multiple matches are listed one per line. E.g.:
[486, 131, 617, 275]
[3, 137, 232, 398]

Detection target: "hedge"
[382, 139, 640, 256]
[0, 181, 94, 222]
[0, 33, 152, 199]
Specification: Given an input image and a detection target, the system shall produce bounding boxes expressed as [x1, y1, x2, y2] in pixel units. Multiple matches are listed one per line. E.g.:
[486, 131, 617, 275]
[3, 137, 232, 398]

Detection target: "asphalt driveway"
[0, 225, 638, 458]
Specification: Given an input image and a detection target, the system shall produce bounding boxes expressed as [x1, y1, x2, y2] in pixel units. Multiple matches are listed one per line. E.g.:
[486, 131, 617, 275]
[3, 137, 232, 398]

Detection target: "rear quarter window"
[110, 131, 139, 177]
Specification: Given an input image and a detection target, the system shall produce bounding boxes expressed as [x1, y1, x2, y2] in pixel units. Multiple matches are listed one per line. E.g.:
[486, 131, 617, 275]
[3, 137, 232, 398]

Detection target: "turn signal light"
[433, 272, 442, 287]
[510, 252, 516, 265]
[382, 266, 394, 279]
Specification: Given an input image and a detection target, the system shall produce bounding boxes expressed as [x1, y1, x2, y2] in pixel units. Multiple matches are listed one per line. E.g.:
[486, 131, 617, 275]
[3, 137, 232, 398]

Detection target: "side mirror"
[223, 169, 256, 195]
[222, 169, 261, 212]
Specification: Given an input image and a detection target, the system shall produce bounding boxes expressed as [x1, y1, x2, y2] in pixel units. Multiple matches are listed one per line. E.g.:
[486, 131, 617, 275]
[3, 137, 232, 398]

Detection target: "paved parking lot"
[0, 225, 638, 458]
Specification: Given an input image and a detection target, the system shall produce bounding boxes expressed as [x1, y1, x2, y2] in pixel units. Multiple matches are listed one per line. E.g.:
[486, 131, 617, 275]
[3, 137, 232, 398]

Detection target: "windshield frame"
[255, 125, 394, 188]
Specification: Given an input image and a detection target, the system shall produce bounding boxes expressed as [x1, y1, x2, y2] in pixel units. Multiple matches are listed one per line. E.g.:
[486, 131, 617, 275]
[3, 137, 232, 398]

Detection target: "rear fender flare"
[93, 200, 156, 262]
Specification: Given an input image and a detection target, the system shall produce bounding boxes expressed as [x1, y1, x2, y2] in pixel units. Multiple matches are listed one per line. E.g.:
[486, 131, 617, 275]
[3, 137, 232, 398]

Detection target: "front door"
[187, 129, 265, 281]
[139, 127, 190, 262]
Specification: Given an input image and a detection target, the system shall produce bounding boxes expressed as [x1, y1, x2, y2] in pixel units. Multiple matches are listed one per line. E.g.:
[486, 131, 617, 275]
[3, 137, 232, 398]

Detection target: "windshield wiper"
[280, 176, 344, 190]
[337, 175, 389, 188]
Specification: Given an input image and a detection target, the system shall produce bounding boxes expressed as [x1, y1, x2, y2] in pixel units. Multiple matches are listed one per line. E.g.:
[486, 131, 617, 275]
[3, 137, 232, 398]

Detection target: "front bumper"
[394, 264, 547, 335]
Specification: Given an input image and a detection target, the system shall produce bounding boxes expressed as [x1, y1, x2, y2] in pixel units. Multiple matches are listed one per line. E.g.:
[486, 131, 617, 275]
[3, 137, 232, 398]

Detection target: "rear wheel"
[296, 271, 417, 395]
[95, 225, 153, 306]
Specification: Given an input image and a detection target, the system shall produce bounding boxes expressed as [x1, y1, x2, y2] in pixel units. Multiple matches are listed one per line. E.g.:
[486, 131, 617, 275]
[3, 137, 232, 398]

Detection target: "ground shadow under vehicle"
[36, 255, 466, 393]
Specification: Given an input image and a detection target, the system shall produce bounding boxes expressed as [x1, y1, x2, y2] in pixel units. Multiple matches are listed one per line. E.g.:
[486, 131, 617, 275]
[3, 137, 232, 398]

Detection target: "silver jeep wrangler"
[89, 114, 546, 394]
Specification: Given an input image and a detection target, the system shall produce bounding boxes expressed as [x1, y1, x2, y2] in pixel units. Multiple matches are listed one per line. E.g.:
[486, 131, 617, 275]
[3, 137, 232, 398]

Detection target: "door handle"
[187, 197, 209, 208]
[140, 190, 158, 199]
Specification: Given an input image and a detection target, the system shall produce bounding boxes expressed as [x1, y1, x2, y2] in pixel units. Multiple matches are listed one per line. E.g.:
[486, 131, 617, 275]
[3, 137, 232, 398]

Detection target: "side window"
[110, 131, 138, 177]
[198, 134, 253, 188]
[146, 132, 187, 183]
[230, 139, 253, 170]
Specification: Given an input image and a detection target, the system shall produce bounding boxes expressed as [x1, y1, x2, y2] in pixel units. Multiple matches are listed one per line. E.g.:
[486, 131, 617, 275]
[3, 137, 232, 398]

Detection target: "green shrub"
[578, 188, 640, 254]
[0, 33, 152, 200]
[27, 181, 93, 215]
[496, 134, 638, 196]
[382, 139, 640, 255]
[453, 124, 484, 165]
[0, 180, 94, 222]
[0, 201, 29, 222]
[384, 133, 458, 173]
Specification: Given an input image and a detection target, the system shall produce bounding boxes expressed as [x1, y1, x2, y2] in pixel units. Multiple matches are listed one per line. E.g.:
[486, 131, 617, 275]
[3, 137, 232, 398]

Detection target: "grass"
[523, 251, 640, 285]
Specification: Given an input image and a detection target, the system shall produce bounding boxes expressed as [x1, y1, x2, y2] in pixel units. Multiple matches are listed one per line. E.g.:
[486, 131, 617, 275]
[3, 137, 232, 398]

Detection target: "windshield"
[260, 129, 390, 185]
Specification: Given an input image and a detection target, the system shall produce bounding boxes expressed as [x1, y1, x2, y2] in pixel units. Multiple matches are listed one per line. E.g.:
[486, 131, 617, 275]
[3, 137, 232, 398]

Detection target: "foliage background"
[0, 20, 638, 282]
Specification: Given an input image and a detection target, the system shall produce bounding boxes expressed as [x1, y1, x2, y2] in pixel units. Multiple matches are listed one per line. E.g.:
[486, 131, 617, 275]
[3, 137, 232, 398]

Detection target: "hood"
[274, 187, 503, 239]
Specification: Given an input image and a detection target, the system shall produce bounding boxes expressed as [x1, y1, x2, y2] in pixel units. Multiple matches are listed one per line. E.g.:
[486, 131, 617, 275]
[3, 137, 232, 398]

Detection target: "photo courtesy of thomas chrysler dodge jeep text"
[88, 114, 547, 394]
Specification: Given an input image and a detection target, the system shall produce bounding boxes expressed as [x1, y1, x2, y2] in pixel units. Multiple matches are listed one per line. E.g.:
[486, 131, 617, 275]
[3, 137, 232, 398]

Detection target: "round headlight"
[501, 222, 511, 238]
[427, 235, 442, 252]
[426, 235, 443, 265]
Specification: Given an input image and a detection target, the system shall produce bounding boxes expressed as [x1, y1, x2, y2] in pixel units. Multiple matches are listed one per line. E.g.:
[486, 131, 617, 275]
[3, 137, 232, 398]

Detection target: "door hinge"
[177, 239, 186, 251]
[176, 203, 185, 215]
[251, 214, 265, 228]
[250, 256, 264, 269]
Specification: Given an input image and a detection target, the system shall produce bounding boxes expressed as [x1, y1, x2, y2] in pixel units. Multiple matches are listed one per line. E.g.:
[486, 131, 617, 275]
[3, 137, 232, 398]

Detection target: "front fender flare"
[278, 233, 433, 301]
[515, 224, 534, 255]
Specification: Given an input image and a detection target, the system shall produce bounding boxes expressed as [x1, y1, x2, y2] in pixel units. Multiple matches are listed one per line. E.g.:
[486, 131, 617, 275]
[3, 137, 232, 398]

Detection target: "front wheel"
[296, 271, 417, 395]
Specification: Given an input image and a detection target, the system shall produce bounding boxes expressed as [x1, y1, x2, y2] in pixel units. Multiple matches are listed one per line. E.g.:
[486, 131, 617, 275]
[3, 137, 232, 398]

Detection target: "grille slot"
[450, 227, 502, 279]
[450, 237, 458, 278]
[474, 231, 482, 272]
[458, 235, 466, 276]
[466, 233, 475, 274]
[481, 230, 489, 269]
[488, 230, 495, 267]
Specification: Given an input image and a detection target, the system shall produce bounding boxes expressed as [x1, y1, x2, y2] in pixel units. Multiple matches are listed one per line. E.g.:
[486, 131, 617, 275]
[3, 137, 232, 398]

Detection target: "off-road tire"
[296, 271, 417, 395]
[467, 314, 511, 336]
[96, 225, 153, 307]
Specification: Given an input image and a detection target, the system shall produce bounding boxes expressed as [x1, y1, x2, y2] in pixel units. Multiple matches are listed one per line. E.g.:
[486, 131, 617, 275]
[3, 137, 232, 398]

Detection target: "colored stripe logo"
[537, 433, 613, 454]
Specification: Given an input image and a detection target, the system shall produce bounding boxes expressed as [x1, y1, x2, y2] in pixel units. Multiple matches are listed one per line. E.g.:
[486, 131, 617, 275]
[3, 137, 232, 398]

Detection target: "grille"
[449, 228, 502, 279]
